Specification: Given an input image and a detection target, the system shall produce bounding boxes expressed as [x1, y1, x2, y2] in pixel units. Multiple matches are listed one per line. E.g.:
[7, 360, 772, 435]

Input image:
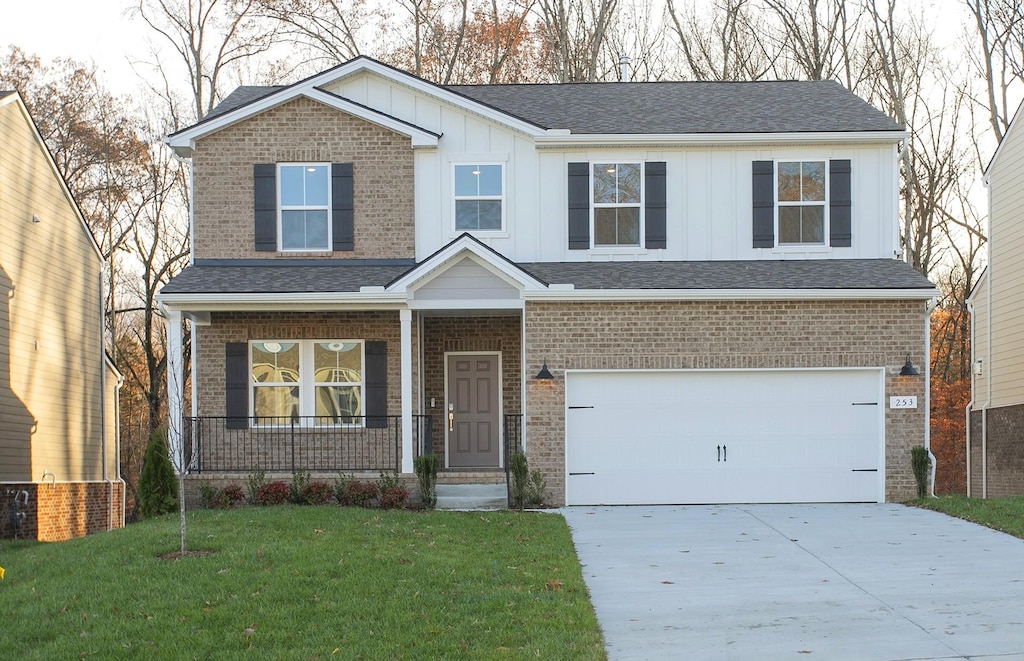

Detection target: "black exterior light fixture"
[899, 354, 920, 377]
[535, 360, 554, 380]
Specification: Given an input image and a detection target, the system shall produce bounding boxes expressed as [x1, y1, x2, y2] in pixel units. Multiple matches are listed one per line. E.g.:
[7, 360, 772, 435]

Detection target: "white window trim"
[774, 159, 829, 248]
[590, 161, 645, 250]
[250, 339, 365, 426]
[277, 163, 332, 252]
[452, 162, 506, 234]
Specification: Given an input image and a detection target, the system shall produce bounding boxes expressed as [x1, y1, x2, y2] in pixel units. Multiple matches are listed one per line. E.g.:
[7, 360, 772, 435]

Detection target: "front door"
[446, 353, 501, 467]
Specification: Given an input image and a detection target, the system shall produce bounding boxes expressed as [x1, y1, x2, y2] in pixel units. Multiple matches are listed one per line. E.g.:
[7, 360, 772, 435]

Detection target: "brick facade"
[0, 482, 125, 541]
[421, 316, 522, 464]
[968, 405, 1024, 497]
[523, 299, 929, 506]
[191, 96, 415, 260]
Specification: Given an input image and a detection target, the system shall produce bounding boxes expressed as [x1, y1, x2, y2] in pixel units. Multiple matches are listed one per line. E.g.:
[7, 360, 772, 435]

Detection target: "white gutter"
[156, 291, 408, 311]
[535, 130, 908, 149]
[925, 297, 937, 497]
[525, 287, 938, 302]
[966, 298, 977, 497]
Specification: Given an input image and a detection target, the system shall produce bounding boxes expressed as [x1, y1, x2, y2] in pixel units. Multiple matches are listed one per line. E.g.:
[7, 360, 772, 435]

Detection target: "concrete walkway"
[562, 504, 1024, 661]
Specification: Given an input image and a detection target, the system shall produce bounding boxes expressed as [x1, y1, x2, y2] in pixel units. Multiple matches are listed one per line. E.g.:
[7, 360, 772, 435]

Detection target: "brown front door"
[446, 354, 500, 467]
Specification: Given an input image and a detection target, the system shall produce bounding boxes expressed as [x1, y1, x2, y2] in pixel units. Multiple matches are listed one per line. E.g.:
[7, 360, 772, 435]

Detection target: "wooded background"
[4, 0, 1020, 515]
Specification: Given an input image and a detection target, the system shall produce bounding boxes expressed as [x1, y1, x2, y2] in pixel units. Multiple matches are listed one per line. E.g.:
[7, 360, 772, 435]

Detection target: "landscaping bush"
[912, 445, 931, 498]
[300, 481, 333, 506]
[255, 481, 290, 506]
[198, 484, 217, 509]
[245, 470, 266, 504]
[380, 486, 409, 510]
[289, 470, 311, 504]
[212, 485, 246, 509]
[138, 429, 178, 518]
[414, 453, 440, 509]
[509, 451, 529, 509]
[333, 473, 354, 504]
[340, 481, 379, 507]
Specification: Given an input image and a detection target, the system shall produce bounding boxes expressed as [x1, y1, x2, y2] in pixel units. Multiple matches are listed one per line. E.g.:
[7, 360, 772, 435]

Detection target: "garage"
[565, 369, 884, 505]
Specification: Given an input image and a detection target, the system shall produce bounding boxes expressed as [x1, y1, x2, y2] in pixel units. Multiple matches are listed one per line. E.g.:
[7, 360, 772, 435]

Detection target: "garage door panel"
[566, 369, 882, 505]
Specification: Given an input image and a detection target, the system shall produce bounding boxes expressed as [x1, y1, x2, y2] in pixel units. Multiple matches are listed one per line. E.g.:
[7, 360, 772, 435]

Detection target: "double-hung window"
[279, 164, 330, 250]
[250, 340, 363, 424]
[777, 161, 826, 245]
[454, 163, 504, 231]
[593, 163, 641, 246]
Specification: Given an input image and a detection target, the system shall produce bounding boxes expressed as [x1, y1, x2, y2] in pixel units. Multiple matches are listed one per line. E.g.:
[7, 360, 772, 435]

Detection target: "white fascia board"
[525, 287, 938, 302]
[984, 97, 1024, 177]
[965, 267, 989, 304]
[408, 299, 525, 311]
[534, 130, 909, 149]
[156, 291, 408, 312]
[166, 88, 439, 156]
[389, 238, 547, 293]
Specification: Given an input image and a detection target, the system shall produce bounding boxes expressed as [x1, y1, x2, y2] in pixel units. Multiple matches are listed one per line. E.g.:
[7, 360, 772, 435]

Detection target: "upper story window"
[279, 164, 330, 251]
[777, 161, 826, 244]
[593, 163, 641, 246]
[251, 340, 363, 424]
[568, 161, 666, 251]
[454, 163, 504, 231]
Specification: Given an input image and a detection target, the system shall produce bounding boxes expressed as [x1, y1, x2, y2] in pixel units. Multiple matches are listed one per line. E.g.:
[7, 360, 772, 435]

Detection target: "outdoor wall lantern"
[899, 354, 920, 377]
[534, 360, 554, 380]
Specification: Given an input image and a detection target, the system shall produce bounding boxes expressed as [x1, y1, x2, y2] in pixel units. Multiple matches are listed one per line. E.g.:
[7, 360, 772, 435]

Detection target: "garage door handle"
[851, 469, 878, 472]
[569, 472, 595, 476]
[717, 445, 727, 462]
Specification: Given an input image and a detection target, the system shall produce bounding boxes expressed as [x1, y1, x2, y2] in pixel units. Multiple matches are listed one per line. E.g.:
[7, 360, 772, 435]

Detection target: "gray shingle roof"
[445, 80, 903, 134]
[0, 90, 15, 100]
[160, 259, 932, 296]
[205, 85, 285, 120]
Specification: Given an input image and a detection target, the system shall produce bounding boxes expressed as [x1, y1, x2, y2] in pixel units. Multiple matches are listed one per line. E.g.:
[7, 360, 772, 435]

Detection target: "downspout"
[925, 297, 937, 497]
[98, 271, 115, 531]
[966, 298, 975, 498]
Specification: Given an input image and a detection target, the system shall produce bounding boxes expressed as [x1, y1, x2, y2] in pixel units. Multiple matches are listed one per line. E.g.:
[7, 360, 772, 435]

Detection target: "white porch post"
[164, 307, 184, 468]
[400, 308, 414, 473]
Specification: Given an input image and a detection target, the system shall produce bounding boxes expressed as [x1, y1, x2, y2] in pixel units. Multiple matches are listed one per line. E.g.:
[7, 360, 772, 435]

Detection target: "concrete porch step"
[435, 483, 508, 510]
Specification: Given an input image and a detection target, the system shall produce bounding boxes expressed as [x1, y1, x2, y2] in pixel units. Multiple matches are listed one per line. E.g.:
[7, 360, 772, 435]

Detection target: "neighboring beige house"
[0, 91, 124, 540]
[159, 57, 935, 508]
[968, 101, 1024, 498]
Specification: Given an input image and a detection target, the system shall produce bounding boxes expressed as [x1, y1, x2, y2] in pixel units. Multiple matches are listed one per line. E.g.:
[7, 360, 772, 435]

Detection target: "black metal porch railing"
[503, 413, 524, 504]
[184, 415, 434, 474]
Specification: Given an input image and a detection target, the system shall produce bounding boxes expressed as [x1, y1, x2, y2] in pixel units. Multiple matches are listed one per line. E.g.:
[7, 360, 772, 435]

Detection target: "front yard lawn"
[916, 495, 1024, 539]
[1, 507, 605, 659]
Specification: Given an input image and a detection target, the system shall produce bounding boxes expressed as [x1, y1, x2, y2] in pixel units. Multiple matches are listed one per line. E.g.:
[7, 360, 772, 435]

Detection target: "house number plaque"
[889, 396, 918, 409]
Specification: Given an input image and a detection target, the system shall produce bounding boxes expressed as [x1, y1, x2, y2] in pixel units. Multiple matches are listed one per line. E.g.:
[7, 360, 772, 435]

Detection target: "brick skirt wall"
[0, 481, 125, 541]
[968, 405, 1024, 497]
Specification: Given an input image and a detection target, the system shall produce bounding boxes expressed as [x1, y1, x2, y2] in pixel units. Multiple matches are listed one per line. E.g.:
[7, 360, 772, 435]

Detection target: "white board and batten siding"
[325, 72, 902, 264]
[565, 369, 885, 505]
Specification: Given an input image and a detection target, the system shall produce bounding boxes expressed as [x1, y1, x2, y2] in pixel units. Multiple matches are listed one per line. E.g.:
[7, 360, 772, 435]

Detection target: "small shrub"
[245, 470, 266, 504]
[255, 481, 290, 506]
[340, 481, 379, 507]
[377, 471, 401, 492]
[333, 473, 354, 504]
[289, 470, 311, 504]
[527, 469, 547, 507]
[414, 454, 440, 510]
[138, 429, 178, 518]
[300, 481, 333, 506]
[912, 446, 931, 498]
[509, 451, 530, 509]
[212, 485, 245, 509]
[380, 486, 409, 510]
[198, 484, 217, 509]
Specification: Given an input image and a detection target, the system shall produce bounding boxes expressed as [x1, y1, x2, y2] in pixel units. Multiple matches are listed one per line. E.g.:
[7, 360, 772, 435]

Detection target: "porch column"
[401, 308, 413, 473]
[164, 307, 184, 471]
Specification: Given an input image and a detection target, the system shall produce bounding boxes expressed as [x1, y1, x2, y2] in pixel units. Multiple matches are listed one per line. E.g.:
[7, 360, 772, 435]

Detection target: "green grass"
[915, 495, 1024, 539]
[0, 507, 605, 659]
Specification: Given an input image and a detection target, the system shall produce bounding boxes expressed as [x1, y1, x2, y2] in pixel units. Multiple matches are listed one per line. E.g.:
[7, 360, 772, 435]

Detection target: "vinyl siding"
[970, 272, 990, 406]
[0, 100, 106, 483]
[985, 116, 1024, 408]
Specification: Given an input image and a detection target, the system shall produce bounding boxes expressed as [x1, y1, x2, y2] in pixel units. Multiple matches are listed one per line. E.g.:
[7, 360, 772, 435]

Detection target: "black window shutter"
[645, 161, 667, 249]
[568, 162, 590, 250]
[752, 161, 775, 248]
[225, 343, 249, 430]
[332, 163, 355, 251]
[364, 341, 387, 428]
[253, 164, 277, 252]
[829, 159, 852, 247]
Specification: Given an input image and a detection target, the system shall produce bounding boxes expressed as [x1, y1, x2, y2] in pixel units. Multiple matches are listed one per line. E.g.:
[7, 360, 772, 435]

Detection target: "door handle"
[448, 404, 454, 432]
[717, 445, 721, 462]
[723, 444, 727, 462]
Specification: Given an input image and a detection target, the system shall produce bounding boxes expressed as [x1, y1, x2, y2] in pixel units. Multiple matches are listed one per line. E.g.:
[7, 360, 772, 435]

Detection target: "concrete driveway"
[562, 504, 1024, 661]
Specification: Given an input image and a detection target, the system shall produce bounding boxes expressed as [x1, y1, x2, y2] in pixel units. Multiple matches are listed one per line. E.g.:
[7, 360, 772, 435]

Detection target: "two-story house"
[1, 91, 124, 539]
[159, 57, 935, 507]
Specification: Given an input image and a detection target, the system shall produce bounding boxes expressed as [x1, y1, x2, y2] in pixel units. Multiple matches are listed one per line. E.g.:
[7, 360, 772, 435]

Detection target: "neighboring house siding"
[326, 73, 900, 263]
[524, 299, 927, 506]
[969, 407, 1024, 497]
[0, 100, 106, 484]
[194, 311, 415, 419]
[984, 120, 1024, 409]
[191, 96, 415, 260]
[971, 273, 990, 406]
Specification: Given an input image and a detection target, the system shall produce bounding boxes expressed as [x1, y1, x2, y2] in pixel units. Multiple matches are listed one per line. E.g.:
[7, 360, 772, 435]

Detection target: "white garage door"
[565, 369, 883, 505]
